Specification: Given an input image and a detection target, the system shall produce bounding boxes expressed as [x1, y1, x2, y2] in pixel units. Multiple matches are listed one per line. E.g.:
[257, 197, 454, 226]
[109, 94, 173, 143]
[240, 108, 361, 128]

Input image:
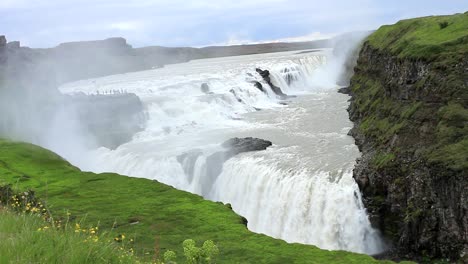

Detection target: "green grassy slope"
[367, 12, 468, 59]
[0, 210, 139, 263]
[0, 140, 393, 264]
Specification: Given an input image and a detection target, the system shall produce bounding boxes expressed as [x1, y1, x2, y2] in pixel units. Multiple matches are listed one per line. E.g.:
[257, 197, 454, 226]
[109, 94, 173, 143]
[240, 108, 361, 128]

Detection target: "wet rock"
[229, 89, 243, 103]
[201, 83, 211, 94]
[201, 137, 272, 196]
[255, 68, 288, 99]
[337, 86, 351, 95]
[221, 137, 272, 155]
[253, 81, 265, 93]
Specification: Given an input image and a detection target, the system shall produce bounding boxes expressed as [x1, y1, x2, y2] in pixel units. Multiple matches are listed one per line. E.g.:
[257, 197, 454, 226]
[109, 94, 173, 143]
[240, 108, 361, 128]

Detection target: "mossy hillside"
[0, 139, 395, 264]
[351, 13, 468, 171]
[367, 12, 468, 60]
[348, 12, 467, 260]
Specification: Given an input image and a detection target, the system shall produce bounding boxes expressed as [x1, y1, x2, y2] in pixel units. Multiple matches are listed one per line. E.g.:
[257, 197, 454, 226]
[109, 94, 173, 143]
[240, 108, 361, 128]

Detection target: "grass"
[0, 139, 393, 264]
[350, 13, 468, 171]
[371, 152, 396, 169]
[367, 12, 468, 59]
[0, 209, 139, 264]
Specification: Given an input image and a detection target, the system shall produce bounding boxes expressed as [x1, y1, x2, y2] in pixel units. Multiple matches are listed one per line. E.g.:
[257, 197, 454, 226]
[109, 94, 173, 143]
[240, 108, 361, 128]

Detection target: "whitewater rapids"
[60, 50, 385, 254]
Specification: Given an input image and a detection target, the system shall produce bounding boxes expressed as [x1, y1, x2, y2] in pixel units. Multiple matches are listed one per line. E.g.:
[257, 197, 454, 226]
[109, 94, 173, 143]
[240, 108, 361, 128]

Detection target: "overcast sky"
[0, 0, 466, 48]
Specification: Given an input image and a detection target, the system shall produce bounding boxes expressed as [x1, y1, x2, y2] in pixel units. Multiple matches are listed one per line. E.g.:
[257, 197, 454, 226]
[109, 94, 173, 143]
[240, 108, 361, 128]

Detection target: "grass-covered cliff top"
[354, 12, 468, 171]
[367, 12, 468, 59]
[0, 139, 395, 264]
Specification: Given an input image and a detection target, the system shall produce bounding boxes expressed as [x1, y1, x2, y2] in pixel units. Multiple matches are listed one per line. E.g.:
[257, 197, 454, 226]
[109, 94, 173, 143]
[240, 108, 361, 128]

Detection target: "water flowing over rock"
[185, 138, 272, 197]
[256, 68, 288, 98]
[60, 50, 384, 255]
[253, 81, 265, 93]
[206, 137, 273, 179]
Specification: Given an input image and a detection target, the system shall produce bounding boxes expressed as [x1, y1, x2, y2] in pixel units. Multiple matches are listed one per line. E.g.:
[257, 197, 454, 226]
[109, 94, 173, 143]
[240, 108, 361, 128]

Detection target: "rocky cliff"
[347, 13, 467, 262]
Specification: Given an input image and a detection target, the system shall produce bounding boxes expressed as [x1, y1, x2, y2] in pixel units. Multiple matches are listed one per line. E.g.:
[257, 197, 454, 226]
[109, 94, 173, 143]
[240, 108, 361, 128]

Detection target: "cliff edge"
[348, 13, 467, 261]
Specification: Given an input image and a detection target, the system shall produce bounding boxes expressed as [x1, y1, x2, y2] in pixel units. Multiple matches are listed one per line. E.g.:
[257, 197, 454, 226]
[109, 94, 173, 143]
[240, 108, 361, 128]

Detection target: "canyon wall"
[347, 13, 467, 262]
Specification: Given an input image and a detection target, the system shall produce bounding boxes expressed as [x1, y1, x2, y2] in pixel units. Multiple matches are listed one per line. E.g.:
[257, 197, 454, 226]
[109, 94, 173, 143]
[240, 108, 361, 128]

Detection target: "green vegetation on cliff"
[0, 139, 391, 264]
[353, 12, 468, 171]
[367, 12, 468, 59]
[348, 12, 467, 261]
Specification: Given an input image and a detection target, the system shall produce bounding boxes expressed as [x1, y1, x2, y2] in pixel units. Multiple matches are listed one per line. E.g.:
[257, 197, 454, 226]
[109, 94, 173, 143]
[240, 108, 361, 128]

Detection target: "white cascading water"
[60, 50, 385, 255]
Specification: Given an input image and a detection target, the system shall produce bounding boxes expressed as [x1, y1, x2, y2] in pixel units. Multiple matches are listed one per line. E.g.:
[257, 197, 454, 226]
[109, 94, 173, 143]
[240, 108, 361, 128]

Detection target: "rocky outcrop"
[256, 68, 288, 98]
[348, 40, 467, 262]
[178, 138, 272, 196]
[221, 137, 273, 156]
[204, 137, 272, 190]
[253, 81, 265, 93]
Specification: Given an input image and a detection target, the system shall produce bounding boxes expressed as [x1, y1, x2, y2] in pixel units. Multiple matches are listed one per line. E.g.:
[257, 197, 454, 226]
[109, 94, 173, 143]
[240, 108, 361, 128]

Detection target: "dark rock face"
[348, 43, 467, 261]
[253, 81, 265, 93]
[221, 137, 273, 155]
[256, 68, 288, 98]
[337, 86, 351, 95]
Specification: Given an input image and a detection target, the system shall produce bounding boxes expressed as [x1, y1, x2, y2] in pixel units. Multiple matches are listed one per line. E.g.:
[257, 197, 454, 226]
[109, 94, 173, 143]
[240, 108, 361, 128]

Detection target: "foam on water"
[60, 50, 385, 255]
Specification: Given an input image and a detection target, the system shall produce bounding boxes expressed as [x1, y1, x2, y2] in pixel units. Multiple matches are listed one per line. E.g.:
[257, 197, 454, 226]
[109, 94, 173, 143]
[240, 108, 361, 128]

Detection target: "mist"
[309, 31, 370, 89]
[0, 37, 146, 167]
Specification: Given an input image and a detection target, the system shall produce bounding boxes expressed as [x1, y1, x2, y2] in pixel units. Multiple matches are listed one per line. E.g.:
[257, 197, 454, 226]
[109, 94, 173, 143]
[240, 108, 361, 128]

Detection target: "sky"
[0, 0, 466, 48]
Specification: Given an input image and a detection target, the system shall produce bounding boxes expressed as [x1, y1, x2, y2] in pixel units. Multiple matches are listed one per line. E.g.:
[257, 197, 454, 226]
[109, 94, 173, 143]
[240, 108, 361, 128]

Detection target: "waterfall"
[60, 50, 384, 255]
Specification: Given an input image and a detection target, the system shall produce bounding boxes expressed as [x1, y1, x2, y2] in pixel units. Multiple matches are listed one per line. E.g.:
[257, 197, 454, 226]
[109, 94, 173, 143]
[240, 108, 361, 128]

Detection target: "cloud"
[109, 21, 145, 31]
[0, 0, 466, 47]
